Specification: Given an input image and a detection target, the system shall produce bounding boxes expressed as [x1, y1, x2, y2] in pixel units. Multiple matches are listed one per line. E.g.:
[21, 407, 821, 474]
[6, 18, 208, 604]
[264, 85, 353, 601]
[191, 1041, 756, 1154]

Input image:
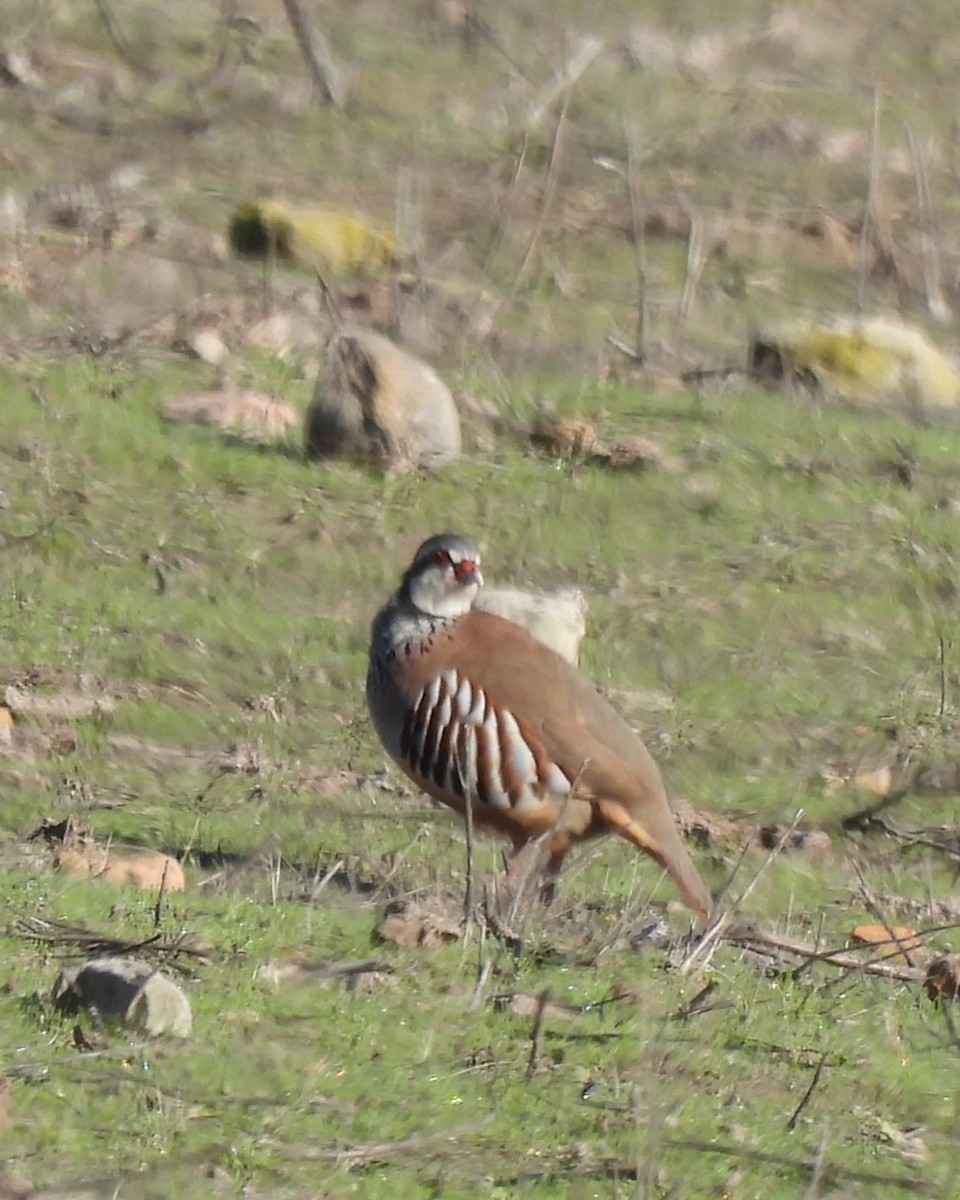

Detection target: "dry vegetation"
[2, 1, 960, 1197]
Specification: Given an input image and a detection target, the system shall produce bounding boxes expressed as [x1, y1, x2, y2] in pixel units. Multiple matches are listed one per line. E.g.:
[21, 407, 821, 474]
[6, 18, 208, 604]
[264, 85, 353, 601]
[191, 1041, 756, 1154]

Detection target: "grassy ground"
[3, 2, 960, 1197]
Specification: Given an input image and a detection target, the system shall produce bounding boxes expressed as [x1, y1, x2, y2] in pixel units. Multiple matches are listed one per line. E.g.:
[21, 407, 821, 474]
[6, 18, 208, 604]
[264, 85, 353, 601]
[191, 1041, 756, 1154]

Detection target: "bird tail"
[597, 798, 712, 921]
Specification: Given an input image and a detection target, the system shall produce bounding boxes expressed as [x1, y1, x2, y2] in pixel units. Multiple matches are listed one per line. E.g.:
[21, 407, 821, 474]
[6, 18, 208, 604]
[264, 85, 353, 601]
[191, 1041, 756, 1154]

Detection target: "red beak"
[454, 560, 482, 586]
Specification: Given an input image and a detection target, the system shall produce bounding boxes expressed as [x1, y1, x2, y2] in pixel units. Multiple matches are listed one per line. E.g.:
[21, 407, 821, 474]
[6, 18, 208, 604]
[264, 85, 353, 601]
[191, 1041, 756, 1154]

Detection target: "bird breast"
[398, 668, 572, 813]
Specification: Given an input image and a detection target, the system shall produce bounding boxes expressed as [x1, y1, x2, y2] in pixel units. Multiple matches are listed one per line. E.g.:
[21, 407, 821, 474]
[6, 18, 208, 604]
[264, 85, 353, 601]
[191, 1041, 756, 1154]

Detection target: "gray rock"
[306, 328, 460, 470]
[52, 956, 192, 1038]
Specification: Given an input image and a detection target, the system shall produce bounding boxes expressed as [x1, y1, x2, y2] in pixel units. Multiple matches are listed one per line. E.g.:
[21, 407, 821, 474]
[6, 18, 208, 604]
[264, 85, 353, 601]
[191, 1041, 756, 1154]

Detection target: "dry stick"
[524, 987, 551, 1080]
[278, 0, 345, 106]
[787, 1053, 828, 1133]
[939, 996, 960, 1059]
[463, 791, 476, 935]
[477, 130, 529, 287]
[802, 1123, 831, 1200]
[622, 117, 648, 363]
[839, 786, 911, 832]
[671, 980, 719, 1022]
[370, 825, 429, 901]
[674, 202, 706, 357]
[91, 0, 154, 76]
[658, 1137, 930, 1194]
[733, 927, 924, 983]
[301, 1116, 493, 1165]
[468, 915, 493, 1011]
[310, 857, 344, 901]
[315, 270, 344, 332]
[506, 92, 570, 302]
[606, 335, 645, 363]
[499, 1141, 930, 1194]
[857, 84, 882, 312]
[938, 632, 949, 721]
[152, 858, 171, 929]
[906, 123, 950, 323]
[523, 35, 603, 132]
[679, 811, 806, 976]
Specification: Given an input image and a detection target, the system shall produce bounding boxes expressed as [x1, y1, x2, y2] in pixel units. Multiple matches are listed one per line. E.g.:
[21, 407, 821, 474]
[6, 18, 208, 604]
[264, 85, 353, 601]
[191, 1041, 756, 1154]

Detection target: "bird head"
[402, 533, 483, 618]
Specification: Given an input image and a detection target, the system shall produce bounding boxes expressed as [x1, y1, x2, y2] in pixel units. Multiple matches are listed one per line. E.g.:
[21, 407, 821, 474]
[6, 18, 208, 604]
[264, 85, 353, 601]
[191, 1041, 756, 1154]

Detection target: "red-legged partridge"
[366, 533, 712, 920]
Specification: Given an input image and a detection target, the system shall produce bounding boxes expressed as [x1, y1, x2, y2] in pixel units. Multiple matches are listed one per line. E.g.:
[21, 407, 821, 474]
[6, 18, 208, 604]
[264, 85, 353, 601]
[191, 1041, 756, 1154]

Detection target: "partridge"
[366, 534, 712, 920]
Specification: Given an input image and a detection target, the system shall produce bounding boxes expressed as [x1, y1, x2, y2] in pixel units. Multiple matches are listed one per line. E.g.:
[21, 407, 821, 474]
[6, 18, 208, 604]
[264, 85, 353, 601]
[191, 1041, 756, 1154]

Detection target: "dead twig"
[309, 857, 344, 901]
[524, 988, 551, 1080]
[787, 1053, 828, 1132]
[671, 980, 722, 1022]
[857, 83, 882, 312]
[496, 1135, 933, 1193]
[906, 122, 950, 323]
[623, 116, 648, 363]
[606, 335, 645, 364]
[674, 204, 705, 354]
[463, 790, 476, 935]
[15, 915, 209, 971]
[679, 811, 805, 976]
[279, 0, 345, 106]
[91, 0, 156, 77]
[152, 857, 172, 929]
[840, 788, 911, 833]
[523, 35, 602, 132]
[731, 925, 924, 983]
[803, 1123, 831, 1199]
[506, 92, 569, 302]
[290, 1117, 493, 1165]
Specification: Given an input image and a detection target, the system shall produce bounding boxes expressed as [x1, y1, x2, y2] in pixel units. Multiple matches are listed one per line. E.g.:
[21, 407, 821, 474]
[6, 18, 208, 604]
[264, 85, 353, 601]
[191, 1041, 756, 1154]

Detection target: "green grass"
[4, 350, 960, 1196]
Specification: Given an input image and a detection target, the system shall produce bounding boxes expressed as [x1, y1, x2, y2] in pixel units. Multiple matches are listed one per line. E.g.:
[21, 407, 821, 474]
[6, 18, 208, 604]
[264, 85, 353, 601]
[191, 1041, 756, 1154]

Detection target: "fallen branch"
[679, 811, 805, 976]
[496, 1136, 934, 1194]
[265, 1117, 493, 1166]
[15, 915, 210, 971]
[729, 924, 924, 983]
[279, 0, 345, 106]
[523, 35, 602, 131]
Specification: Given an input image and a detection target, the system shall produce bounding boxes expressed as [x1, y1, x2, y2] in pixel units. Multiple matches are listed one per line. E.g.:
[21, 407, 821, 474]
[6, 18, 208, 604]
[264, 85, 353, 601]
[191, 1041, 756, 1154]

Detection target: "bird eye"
[432, 549, 451, 566]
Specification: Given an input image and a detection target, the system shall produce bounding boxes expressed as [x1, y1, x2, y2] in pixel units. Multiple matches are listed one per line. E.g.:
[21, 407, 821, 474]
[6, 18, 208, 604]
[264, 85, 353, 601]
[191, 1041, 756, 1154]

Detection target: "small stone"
[53, 956, 192, 1038]
[186, 328, 229, 365]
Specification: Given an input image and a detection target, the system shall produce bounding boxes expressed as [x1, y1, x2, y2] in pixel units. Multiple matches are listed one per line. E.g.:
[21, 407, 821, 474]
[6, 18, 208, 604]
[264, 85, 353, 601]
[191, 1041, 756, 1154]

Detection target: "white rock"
[53, 956, 192, 1038]
[474, 586, 588, 666]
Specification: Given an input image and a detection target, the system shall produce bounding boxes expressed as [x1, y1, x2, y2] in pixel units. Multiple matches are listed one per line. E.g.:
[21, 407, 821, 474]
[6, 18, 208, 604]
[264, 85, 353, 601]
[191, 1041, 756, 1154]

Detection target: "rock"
[590, 434, 683, 473]
[185, 328, 229, 365]
[474, 586, 588, 666]
[529, 411, 599, 456]
[375, 899, 461, 948]
[4, 684, 115, 720]
[306, 329, 461, 470]
[229, 200, 398, 276]
[850, 923, 925, 965]
[161, 390, 298, 445]
[52, 957, 192, 1037]
[924, 954, 960, 1001]
[246, 310, 319, 359]
[751, 316, 960, 409]
[54, 846, 186, 892]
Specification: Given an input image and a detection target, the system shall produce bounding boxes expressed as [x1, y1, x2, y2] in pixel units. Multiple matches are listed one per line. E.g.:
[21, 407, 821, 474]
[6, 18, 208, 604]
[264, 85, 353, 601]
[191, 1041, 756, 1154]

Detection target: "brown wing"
[410, 610, 711, 918]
